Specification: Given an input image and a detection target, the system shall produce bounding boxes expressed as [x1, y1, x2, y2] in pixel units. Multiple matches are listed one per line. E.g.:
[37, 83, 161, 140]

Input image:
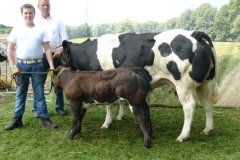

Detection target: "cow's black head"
[61, 40, 73, 68]
[61, 39, 99, 71]
[112, 33, 157, 68]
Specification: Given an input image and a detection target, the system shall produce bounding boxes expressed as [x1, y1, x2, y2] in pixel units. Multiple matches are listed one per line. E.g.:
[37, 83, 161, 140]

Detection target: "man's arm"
[43, 42, 54, 69]
[7, 42, 20, 75]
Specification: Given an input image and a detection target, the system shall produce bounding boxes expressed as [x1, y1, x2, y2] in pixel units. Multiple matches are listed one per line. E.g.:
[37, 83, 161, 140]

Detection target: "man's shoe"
[56, 108, 66, 115]
[40, 118, 57, 129]
[32, 111, 39, 118]
[4, 117, 23, 131]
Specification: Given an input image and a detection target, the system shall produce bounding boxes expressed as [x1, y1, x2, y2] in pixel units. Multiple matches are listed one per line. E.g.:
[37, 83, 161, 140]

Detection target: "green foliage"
[214, 5, 231, 41]
[231, 15, 240, 41]
[64, 1, 240, 42]
[0, 24, 12, 35]
[176, 9, 195, 30]
[116, 19, 135, 33]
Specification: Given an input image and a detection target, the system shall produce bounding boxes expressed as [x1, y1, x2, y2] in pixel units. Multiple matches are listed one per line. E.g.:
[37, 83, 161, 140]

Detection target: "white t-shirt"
[7, 24, 50, 59]
[35, 16, 68, 52]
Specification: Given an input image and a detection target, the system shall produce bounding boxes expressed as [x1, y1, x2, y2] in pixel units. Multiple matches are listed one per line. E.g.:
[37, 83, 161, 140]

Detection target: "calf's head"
[52, 66, 69, 89]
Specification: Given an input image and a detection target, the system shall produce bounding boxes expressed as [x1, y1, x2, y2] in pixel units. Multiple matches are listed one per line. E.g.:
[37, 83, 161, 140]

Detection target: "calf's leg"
[68, 99, 86, 140]
[116, 99, 125, 120]
[132, 102, 152, 148]
[101, 104, 113, 129]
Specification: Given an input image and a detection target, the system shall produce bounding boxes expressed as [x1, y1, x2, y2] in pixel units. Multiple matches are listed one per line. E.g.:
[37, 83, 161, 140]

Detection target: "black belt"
[16, 58, 43, 64]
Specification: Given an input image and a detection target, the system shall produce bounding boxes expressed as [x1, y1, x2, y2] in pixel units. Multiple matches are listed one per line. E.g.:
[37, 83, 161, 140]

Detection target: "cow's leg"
[68, 99, 86, 140]
[128, 104, 133, 113]
[196, 84, 214, 135]
[176, 86, 196, 142]
[132, 102, 152, 148]
[116, 99, 125, 120]
[101, 104, 113, 129]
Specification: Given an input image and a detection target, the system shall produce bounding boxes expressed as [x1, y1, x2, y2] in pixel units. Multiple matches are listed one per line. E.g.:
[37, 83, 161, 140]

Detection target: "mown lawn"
[0, 94, 240, 160]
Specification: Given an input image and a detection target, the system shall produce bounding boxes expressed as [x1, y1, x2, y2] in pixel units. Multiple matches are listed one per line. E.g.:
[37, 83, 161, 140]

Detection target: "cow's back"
[149, 29, 217, 88]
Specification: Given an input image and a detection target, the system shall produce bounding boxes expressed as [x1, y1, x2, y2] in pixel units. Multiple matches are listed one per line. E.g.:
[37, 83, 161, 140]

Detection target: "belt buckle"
[17, 58, 42, 64]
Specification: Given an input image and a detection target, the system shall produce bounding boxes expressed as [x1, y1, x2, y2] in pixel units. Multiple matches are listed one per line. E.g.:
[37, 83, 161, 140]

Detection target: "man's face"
[38, 0, 51, 16]
[22, 8, 35, 23]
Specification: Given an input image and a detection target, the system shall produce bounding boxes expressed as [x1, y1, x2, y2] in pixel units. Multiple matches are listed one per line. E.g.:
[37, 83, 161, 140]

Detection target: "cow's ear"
[147, 38, 156, 43]
[118, 33, 136, 44]
[62, 40, 71, 49]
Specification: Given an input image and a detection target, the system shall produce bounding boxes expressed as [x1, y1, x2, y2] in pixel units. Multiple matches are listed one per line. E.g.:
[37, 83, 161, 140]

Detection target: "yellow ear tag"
[48, 70, 54, 77]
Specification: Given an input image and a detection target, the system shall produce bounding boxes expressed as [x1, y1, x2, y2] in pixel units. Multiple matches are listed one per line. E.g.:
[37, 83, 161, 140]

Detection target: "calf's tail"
[130, 67, 152, 92]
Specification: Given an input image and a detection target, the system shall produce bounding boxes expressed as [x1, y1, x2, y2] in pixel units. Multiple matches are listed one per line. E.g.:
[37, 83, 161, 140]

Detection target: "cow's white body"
[96, 29, 218, 141]
[149, 29, 218, 141]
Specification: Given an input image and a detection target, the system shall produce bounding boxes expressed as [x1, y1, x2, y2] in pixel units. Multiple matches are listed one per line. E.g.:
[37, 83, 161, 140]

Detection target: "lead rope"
[10, 70, 54, 95]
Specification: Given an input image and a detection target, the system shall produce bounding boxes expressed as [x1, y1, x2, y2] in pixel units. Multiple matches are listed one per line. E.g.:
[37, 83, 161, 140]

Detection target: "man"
[32, 0, 68, 116]
[5, 3, 56, 130]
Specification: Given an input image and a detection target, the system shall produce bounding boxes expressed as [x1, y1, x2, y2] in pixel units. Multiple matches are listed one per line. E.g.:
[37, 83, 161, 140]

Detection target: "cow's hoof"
[68, 132, 76, 140]
[176, 135, 190, 142]
[116, 115, 124, 121]
[68, 135, 74, 140]
[200, 128, 214, 135]
[100, 125, 109, 129]
[144, 141, 151, 149]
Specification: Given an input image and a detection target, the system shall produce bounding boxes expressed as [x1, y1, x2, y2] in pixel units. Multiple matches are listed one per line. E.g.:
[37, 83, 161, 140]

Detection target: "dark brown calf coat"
[54, 67, 152, 148]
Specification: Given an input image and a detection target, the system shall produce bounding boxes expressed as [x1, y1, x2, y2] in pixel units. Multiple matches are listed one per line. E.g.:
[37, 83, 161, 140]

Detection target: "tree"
[176, 9, 195, 30]
[231, 15, 240, 41]
[116, 19, 135, 33]
[193, 3, 217, 38]
[227, 0, 240, 40]
[165, 18, 177, 29]
[214, 5, 231, 41]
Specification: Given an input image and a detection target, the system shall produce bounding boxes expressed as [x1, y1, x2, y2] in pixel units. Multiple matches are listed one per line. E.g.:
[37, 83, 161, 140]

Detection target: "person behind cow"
[5, 3, 57, 130]
[32, 0, 68, 117]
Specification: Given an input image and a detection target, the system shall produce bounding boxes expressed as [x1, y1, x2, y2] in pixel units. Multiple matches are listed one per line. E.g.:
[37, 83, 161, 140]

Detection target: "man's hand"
[10, 65, 21, 76]
[53, 47, 63, 58]
[47, 69, 54, 77]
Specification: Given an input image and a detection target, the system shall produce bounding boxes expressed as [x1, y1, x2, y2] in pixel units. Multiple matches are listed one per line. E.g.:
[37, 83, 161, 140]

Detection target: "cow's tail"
[191, 31, 219, 104]
[191, 31, 213, 47]
[211, 50, 219, 105]
[209, 77, 219, 104]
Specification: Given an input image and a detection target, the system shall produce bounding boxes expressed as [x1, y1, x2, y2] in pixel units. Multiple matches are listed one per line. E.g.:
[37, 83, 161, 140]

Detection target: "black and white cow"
[61, 32, 158, 128]
[61, 29, 218, 142]
[0, 41, 7, 62]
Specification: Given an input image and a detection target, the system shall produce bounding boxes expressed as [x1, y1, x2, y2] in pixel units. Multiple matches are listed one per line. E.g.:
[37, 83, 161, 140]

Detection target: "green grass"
[213, 42, 240, 84]
[1, 94, 240, 160]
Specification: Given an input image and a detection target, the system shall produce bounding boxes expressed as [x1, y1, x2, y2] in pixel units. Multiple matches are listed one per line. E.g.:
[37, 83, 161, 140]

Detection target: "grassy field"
[0, 41, 240, 159]
[1, 94, 240, 160]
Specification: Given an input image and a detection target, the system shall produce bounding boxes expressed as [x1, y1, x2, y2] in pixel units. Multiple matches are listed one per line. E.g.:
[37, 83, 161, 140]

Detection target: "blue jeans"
[13, 62, 50, 119]
[32, 54, 64, 113]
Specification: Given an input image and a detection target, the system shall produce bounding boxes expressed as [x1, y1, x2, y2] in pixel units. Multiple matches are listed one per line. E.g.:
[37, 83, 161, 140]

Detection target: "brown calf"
[53, 66, 152, 148]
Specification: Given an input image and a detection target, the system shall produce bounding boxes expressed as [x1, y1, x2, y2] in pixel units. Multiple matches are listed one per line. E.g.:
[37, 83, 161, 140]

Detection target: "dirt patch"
[216, 64, 240, 107]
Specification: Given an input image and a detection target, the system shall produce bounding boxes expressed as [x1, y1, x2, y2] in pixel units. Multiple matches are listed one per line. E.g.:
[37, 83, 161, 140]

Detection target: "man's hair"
[38, 0, 50, 5]
[20, 4, 35, 14]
